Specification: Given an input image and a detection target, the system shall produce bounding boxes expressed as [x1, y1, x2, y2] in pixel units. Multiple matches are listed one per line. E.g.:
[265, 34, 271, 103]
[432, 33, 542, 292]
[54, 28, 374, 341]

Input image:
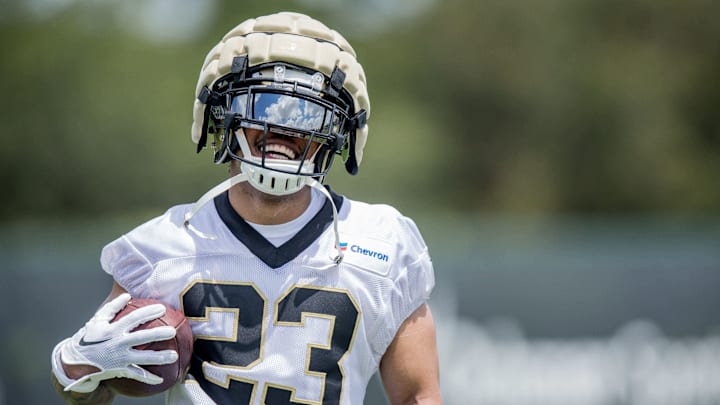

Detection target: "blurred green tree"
[1, 0, 719, 221]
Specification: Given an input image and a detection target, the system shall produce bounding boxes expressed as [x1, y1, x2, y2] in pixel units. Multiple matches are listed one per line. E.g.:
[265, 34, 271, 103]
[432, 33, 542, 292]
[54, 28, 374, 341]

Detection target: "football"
[104, 298, 193, 397]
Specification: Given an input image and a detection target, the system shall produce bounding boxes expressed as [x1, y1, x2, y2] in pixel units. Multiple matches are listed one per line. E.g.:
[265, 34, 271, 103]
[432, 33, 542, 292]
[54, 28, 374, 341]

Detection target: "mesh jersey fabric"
[99, 189, 434, 405]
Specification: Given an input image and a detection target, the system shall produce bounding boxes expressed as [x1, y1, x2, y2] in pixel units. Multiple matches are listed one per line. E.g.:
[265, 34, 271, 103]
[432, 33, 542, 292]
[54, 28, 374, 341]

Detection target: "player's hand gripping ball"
[104, 298, 193, 397]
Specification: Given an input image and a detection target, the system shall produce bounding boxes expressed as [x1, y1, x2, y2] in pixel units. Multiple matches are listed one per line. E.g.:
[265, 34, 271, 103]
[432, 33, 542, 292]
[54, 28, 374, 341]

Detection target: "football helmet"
[192, 12, 370, 195]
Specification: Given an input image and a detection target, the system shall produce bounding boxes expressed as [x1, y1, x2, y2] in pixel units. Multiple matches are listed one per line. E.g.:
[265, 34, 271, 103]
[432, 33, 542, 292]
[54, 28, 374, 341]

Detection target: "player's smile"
[245, 128, 317, 161]
[258, 142, 297, 160]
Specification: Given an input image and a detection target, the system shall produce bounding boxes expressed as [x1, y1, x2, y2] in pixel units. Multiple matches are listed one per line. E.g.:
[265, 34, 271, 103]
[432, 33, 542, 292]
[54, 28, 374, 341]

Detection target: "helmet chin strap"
[182, 171, 248, 240]
[183, 172, 344, 265]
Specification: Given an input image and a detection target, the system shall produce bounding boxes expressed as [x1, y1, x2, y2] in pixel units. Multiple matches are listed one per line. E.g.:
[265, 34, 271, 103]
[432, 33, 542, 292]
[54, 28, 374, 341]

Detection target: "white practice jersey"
[100, 189, 435, 405]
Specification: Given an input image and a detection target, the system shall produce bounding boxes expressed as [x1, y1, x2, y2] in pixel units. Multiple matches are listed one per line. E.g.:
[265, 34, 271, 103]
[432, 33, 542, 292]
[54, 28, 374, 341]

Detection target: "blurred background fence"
[1, 0, 719, 403]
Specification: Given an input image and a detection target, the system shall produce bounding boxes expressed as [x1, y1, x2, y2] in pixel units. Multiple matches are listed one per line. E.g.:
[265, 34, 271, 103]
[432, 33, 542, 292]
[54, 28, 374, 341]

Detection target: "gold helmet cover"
[192, 11, 370, 184]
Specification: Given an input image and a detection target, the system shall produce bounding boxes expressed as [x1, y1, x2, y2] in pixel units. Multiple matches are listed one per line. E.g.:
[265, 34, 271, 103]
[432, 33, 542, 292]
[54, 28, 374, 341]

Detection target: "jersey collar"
[213, 187, 344, 269]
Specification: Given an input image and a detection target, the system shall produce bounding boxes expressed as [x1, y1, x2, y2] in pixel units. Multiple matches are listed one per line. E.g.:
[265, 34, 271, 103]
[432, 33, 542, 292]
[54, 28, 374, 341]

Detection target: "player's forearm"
[51, 372, 115, 405]
[391, 391, 443, 405]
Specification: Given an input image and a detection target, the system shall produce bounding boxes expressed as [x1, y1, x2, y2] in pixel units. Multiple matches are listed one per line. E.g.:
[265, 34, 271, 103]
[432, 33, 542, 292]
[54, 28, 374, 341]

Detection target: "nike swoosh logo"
[78, 337, 111, 346]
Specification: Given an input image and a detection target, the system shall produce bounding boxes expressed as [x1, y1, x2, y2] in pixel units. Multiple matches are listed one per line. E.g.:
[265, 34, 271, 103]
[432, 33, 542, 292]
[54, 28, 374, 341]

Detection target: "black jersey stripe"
[214, 187, 344, 269]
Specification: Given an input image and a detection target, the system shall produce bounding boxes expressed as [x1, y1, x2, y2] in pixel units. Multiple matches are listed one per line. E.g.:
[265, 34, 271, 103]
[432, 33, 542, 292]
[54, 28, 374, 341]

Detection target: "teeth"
[261, 144, 297, 160]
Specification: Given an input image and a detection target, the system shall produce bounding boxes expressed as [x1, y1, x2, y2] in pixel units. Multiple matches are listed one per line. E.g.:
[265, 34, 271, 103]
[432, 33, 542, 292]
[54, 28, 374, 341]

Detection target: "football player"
[51, 11, 441, 405]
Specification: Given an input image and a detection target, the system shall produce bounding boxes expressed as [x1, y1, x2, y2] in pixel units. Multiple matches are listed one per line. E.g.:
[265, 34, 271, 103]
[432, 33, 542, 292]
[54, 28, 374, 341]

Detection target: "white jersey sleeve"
[335, 200, 435, 357]
[99, 204, 201, 296]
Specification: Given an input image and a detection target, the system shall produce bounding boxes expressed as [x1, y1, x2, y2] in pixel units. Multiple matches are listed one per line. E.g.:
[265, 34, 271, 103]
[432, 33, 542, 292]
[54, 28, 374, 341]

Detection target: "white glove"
[53, 293, 179, 393]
